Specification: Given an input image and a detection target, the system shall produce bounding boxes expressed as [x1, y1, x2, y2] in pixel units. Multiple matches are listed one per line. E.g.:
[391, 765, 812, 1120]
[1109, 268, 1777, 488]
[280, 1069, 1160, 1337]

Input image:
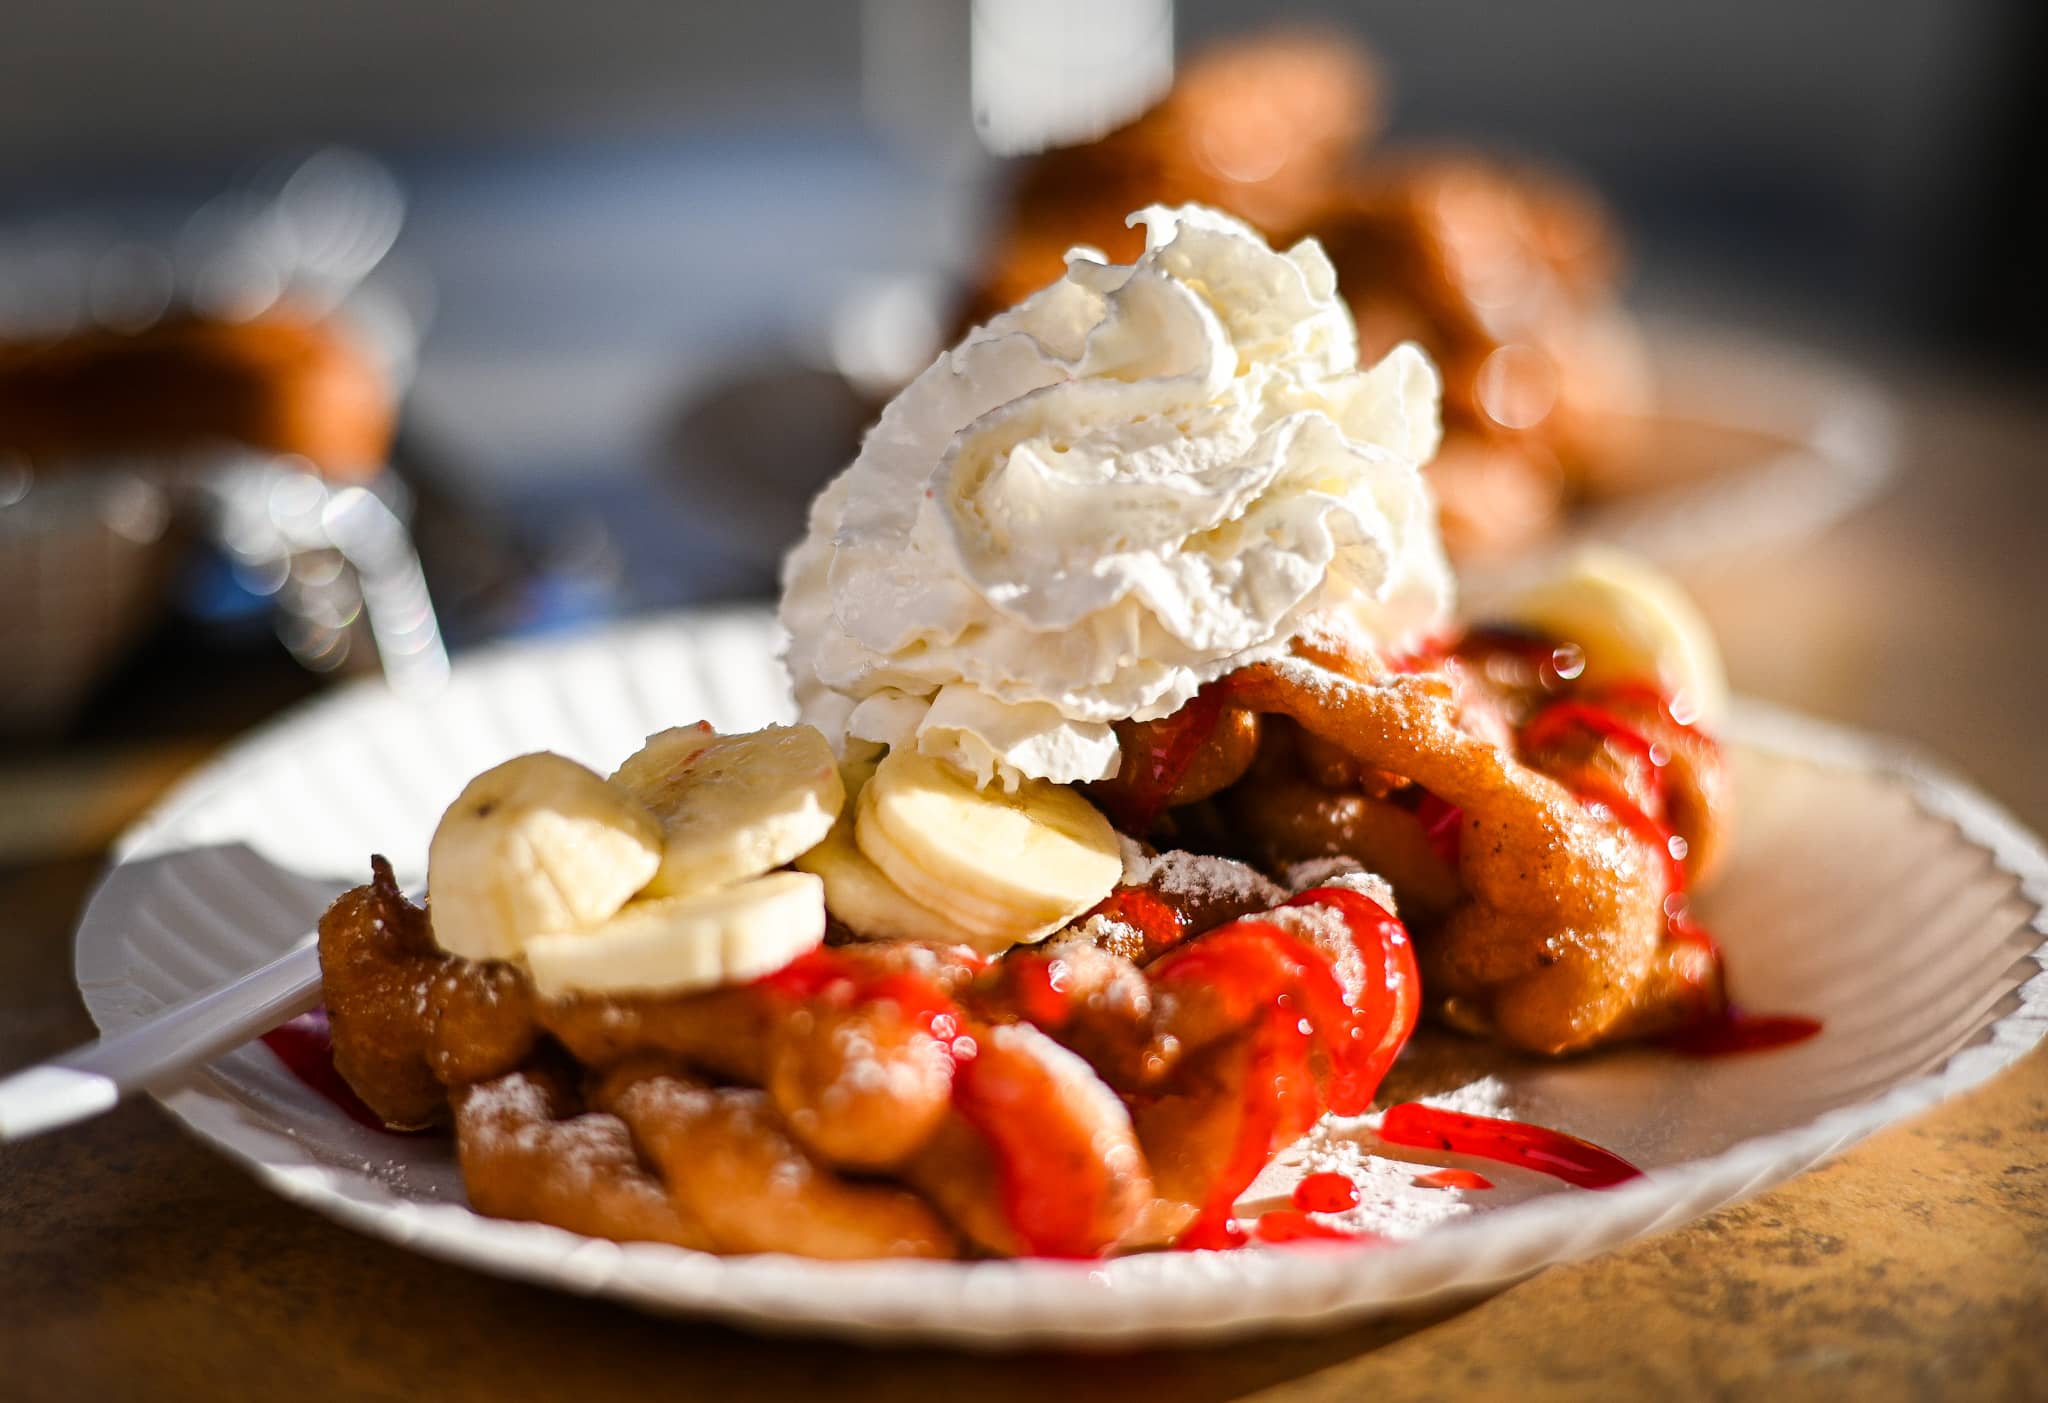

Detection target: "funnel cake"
[315, 203, 1734, 1260]
[315, 603, 1731, 1258]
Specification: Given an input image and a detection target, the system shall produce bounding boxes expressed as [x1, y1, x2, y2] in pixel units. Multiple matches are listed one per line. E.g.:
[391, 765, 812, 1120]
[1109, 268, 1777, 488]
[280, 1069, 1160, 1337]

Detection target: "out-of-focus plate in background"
[1459, 318, 1897, 600]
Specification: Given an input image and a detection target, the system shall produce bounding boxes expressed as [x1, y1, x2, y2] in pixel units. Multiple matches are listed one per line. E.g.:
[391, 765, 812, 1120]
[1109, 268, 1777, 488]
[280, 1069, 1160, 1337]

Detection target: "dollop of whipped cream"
[781, 204, 1452, 790]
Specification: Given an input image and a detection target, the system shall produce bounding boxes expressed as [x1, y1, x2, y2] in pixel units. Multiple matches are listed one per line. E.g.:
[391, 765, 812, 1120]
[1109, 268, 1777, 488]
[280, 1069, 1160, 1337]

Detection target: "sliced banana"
[1499, 547, 1729, 723]
[854, 747, 1120, 953]
[523, 870, 825, 998]
[612, 724, 845, 896]
[794, 759, 964, 945]
[427, 752, 663, 963]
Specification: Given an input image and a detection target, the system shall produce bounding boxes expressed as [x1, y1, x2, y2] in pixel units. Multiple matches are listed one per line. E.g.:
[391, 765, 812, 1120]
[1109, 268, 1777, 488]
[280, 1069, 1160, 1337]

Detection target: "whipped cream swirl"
[780, 205, 1452, 789]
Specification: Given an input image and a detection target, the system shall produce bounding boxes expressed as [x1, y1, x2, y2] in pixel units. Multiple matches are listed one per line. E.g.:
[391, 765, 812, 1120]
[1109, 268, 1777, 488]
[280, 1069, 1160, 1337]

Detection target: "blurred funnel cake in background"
[0, 311, 395, 479]
[0, 149, 432, 731]
[959, 31, 1384, 321]
[959, 28, 1655, 561]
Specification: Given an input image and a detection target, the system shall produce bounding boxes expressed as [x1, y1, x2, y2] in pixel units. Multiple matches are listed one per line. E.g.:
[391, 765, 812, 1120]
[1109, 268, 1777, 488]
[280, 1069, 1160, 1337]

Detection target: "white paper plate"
[75, 609, 2047, 1347]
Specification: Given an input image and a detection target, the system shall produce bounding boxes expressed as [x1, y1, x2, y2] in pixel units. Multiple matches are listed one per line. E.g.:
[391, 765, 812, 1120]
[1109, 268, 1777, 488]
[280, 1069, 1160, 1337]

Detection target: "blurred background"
[0, 0, 2042, 858]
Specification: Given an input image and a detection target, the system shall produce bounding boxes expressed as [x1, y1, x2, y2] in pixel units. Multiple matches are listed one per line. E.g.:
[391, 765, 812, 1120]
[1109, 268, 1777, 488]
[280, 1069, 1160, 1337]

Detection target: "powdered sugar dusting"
[1234, 1073, 1552, 1242]
[1265, 654, 1350, 700]
[1121, 846, 1284, 910]
[1282, 858, 1397, 913]
[1070, 913, 1145, 949]
[1259, 905, 1355, 954]
[458, 1073, 646, 1193]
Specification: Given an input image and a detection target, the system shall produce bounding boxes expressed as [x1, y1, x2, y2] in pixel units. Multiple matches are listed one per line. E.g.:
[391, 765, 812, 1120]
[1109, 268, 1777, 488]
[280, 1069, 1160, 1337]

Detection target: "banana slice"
[794, 760, 964, 945]
[427, 752, 664, 963]
[524, 870, 825, 998]
[854, 748, 1120, 953]
[612, 724, 845, 896]
[1499, 547, 1729, 723]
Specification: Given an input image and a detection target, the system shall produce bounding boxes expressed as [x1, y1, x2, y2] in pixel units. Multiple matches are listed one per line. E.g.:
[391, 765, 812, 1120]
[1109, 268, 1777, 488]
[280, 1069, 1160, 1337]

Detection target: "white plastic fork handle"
[0, 940, 323, 1142]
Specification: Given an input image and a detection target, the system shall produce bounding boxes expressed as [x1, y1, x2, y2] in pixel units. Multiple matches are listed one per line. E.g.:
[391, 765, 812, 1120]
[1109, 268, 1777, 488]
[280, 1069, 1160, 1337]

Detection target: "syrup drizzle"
[1378, 1103, 1643, 1190]
[1661, 1008, 1824, 1058]
[1519, 687, 1824, 1049]
[1159, 888, 1420, 1250]
[1254, 1209, 1373, 1244]
[1520, 695, 1692, 912]
[757, 947, 1123, 1259]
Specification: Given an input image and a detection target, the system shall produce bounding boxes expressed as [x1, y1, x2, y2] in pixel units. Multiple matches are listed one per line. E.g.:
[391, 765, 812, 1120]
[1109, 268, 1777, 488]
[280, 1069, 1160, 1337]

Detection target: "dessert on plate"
[318, 206, 1734, 1260]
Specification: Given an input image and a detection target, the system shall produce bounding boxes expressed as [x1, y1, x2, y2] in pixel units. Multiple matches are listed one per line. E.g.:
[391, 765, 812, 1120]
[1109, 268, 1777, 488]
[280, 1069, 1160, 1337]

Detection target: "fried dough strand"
[453, 1060, 710, 1252]
[1229, 655, 1716, 1053]
[592, 1058, 961, 1260]
[319, 856, 536, 1129]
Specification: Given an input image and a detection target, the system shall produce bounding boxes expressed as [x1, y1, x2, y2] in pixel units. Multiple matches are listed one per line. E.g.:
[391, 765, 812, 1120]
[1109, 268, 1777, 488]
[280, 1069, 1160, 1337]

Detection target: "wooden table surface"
[1, 358, 2043, 1402]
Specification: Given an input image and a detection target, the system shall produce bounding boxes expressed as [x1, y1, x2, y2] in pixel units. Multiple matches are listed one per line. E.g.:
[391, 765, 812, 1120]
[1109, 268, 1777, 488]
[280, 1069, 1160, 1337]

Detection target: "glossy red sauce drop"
[1662, 1009, 1824, 1058]
[258, 1007, 398, 1133]
[1414, 1168, 1494, 1191]
[1254, 1209, 1363, 1244]
[1181, 1218, 1249, 1251]
[1378, 1103, 1643, 1190]
[1293, 1170, 1362, 1213]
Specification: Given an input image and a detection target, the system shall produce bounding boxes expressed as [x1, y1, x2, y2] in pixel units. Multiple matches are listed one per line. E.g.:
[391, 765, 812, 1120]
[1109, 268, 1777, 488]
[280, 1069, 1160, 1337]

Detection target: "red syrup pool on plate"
[1378, 1104, 1643, 1190]
[1662, 1008, 1824, 1057]
[1254, 1209, 1381, 1245]
[258, 1007, 396, 1133]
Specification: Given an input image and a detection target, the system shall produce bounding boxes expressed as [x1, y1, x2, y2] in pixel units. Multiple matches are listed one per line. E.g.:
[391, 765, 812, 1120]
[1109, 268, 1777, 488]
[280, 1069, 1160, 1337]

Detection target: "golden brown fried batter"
[1229, 653, 1719, 1053]
[453, 1060, 710, 1252]
[543, 942, 983, 1174]
[317, 857, 537, 1129]
[537, 985, 774, 1085]
[318, 887, 1160, 1258]
[764, 996, 956, 1171]
[592, 1058, 961, 1260]
[1229, 775, 1463, 924]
